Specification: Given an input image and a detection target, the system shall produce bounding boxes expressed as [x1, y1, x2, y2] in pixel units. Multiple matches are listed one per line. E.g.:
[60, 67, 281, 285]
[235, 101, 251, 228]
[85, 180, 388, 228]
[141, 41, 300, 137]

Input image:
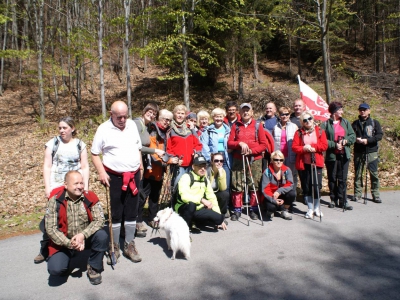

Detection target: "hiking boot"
[124, 240, 142, 263]
[314, 208, 323, 217]
[190, 223, 201, 233]
[281, 210, 292, 220]
[148, 220, 159, 229]
[87, 264, 102, 285]
[136, 222, 148, 232]
[373, 197, 382, 203]
[249, 210, 258, 220]
[339, 203, 353, 210]
[34, 253, 46, 264]
[305, 209, 314, 219]
[328, 201, 335, 208]
[352, 196, 361, 202]
[135, 222, 147, 238]
[266, 211, 274, 220]
[225, 211, 230, 219]
[230, 211, 241, 221]
[106, 242, 121, 265]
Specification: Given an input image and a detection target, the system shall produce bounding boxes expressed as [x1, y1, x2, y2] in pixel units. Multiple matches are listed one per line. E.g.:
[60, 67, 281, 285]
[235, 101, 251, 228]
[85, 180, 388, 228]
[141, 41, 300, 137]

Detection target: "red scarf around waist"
[104, 165, 139, 196]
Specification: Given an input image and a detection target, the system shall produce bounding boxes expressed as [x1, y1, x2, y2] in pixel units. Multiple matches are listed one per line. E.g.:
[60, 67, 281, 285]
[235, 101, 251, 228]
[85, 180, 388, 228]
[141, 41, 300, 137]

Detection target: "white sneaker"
[314, 208, 323, 217]
[305, 209, 314, 219]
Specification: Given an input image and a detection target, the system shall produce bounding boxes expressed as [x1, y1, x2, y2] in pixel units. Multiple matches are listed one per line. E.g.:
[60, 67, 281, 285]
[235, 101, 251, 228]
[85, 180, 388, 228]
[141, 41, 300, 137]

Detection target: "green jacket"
[321, 118, 356, 161]
[175, 171, 221, 214]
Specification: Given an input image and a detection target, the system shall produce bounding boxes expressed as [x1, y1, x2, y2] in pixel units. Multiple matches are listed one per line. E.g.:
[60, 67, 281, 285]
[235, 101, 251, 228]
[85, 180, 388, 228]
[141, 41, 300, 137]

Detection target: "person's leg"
[178, 202, 196, 227]
[147, 179, 162, 221]
[230, 158, 244, 220]
[280, 190, 295, 220]
[123, 171, 142, 262]
[215, 190, 228, 215]
[47, 249, 72, 276]
[86, 229, 108, 272]
[108, 172, 124, 241]
[221, 152, 231, 192]
[325, 160, 337, 207]
[353, 152, 364, 199]
[337, 157, 350, 207]
[299, 166, 314, 218]
[136, 178, 148, 237]
[247, 158, 262, 215]
[193, 208, 224, 227]
[368, 153, 381, 201]
[312, 166, 323, 211]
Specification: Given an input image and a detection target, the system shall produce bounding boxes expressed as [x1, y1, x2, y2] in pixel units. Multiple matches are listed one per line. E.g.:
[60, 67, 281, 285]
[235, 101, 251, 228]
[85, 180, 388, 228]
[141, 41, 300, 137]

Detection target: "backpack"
[234, 120, 274, 154]
[51, 137, 82, 161]
[173, 171, 208, 209]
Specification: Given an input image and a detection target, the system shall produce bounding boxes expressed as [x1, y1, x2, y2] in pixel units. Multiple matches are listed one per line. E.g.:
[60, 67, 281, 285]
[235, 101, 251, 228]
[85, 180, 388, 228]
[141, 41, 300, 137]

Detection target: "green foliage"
[0, 49, 31, 59]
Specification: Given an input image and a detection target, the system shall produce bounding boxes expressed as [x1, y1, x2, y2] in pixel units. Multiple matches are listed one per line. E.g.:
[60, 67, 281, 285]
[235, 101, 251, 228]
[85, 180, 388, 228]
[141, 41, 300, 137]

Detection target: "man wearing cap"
[175, 154, 227, 231]
[228, 103, 268, 221]
[290, 99, 306, 128]
[351, 103, 383, 203]
[259, 102, 279, 133]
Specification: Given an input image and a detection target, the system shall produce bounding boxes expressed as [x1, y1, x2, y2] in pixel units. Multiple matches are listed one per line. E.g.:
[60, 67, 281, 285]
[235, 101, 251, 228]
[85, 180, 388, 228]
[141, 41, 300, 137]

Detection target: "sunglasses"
[303, 117, 313, 123]
[214, 159, 224, 163]
[280, 113, 290, 116]
[273, 158, 284, 162]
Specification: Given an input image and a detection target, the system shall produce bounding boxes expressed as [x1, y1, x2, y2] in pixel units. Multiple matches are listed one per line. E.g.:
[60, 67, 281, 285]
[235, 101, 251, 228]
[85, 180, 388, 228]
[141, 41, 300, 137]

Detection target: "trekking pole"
[311, 153, 321, 222]
[242, 155, 249, 226]
[338, 136, 346, 213]
[364, 147, 368, 205]
[245, 156, 264, 226]
[105, 186, 117, 268]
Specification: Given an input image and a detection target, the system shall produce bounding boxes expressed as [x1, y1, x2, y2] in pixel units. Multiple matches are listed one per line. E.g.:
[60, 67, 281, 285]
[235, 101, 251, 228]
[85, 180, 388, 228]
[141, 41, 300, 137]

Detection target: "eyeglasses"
[273, 158, 284, 162]
[214, 159, 224, 163]
[196, 164, 207, 169]
[162, 118, 171, 123]
[280, 113, 290, 117]
[303, 117, 313, 123]
[115, 115, 128, 120]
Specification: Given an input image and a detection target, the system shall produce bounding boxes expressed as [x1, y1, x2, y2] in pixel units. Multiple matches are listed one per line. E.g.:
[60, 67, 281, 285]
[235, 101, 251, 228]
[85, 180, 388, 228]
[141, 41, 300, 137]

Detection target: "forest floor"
[0, 57, 399, 238]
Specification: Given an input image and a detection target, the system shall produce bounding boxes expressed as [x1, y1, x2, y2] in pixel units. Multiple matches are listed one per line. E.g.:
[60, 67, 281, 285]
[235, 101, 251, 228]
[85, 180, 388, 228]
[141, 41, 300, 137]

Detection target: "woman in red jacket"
[292, 111, 328, 219]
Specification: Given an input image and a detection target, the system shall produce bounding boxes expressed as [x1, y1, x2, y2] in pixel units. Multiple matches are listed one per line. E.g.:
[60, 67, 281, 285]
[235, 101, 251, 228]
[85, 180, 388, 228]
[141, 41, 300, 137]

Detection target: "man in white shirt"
[91, 101, 143, 264]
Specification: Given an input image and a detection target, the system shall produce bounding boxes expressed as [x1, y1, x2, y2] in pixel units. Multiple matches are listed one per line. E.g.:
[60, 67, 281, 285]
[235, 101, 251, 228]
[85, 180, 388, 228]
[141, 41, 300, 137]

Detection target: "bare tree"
[34, 0, 45, 123]
[96, 0, 106, 120]
[124, 0, 132, 117]
[0, 0, 9, 96]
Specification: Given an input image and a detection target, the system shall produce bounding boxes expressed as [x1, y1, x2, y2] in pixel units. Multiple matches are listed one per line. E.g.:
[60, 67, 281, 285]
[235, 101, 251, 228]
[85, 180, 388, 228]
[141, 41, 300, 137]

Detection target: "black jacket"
[351, 116, 383, 153]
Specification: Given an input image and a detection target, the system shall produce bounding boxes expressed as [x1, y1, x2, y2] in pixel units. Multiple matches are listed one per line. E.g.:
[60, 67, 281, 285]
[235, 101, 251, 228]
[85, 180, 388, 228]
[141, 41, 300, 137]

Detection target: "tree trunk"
[374, 2, 380, 73]
[182, 3, 190, 109]
[51, 42, 59, 108]
[238, 65, 244, 99]
[97, 0, 106, 120]
[75, 55, 81, 110]
[0, 0, 9, 96]
[124, 0, 132, 118]
[297, 36, 302, 78]
[34, 0, 45, 123]
[317, 0, 331, 103]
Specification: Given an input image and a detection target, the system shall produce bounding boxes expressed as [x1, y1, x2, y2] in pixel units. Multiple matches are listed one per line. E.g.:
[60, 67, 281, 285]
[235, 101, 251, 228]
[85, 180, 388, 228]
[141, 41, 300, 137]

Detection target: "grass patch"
[0, 212, 43, 239]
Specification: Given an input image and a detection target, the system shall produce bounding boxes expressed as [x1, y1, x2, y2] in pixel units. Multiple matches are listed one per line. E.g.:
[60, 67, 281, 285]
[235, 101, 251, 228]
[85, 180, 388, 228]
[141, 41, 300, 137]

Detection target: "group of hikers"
[34, 98, 383, 285]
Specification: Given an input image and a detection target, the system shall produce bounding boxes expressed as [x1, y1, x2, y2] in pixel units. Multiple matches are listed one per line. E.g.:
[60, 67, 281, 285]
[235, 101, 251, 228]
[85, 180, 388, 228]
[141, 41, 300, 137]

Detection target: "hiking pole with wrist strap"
[245, 156, 264, 226]
[364, 147, 368, 205]
[311, 153, 321, 222]
[105, 186, 117, 268]
[242, 155, 249, 226]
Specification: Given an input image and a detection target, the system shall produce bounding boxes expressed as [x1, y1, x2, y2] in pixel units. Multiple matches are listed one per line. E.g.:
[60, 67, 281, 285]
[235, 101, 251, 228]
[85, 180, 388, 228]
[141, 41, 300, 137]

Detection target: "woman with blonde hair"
[292, 111, 328, 219]
[261, 150, 295, 220]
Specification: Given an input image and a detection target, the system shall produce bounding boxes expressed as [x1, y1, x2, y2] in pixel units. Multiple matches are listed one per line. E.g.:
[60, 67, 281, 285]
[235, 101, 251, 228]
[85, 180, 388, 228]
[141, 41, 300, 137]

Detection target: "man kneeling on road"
[175, 154, 227, 232]
[45, 170, 107, 285]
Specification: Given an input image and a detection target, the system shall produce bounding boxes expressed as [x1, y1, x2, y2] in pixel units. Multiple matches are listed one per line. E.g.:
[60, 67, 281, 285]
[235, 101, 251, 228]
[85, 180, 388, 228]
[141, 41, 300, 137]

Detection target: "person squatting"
[35, 99, 383, 285]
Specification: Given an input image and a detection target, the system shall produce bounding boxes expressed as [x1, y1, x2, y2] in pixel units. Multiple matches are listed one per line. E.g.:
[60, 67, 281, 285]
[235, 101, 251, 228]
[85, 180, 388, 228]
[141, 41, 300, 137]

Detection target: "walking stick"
[242, 155, 249, 226]
[364, 147, 368, 205]
[338, 136, 346, 213]
[245, 156, 264, 226]
[105, 186, 117, 268]
[311, 153, 321, 222]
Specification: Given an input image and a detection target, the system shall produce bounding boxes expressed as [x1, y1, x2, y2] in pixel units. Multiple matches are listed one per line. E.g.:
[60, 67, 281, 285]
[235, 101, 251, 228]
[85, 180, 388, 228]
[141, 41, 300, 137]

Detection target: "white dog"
[153, 207, 191, 260]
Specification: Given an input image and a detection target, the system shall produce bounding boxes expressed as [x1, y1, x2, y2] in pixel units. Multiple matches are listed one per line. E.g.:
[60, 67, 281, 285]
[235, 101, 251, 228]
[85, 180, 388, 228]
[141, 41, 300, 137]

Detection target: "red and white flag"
[298, 75, 330, 121]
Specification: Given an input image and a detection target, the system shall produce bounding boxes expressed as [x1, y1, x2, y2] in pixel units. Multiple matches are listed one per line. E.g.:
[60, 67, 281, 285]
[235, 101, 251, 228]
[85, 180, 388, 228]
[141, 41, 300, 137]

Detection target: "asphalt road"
[0, 192, 399, 300]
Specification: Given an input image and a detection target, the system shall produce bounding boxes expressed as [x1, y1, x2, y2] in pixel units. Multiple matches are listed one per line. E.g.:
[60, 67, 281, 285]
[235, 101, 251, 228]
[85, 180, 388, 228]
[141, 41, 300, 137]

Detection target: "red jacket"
[48, 188, 99, 257]
[292, 126, 328, 169]
[227, 119, 268, 160]
[224, 114, 241, 126]
[262, 164, 293, 204]
[166, 126, 202, 167]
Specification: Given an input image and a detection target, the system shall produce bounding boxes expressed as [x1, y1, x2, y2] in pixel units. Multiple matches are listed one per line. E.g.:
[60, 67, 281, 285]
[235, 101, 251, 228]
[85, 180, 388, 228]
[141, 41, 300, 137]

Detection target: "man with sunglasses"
[351, 103, 383, 203]
[175, 154, 227, 231]
[91, 100, 144, 264]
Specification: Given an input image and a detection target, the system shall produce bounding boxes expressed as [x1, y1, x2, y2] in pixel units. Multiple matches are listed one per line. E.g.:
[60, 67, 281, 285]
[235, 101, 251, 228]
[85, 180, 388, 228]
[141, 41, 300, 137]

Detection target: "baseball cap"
[193, 155, 207, 166]
[240, 103, 252, 110]
[358, 103, 370, 110]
